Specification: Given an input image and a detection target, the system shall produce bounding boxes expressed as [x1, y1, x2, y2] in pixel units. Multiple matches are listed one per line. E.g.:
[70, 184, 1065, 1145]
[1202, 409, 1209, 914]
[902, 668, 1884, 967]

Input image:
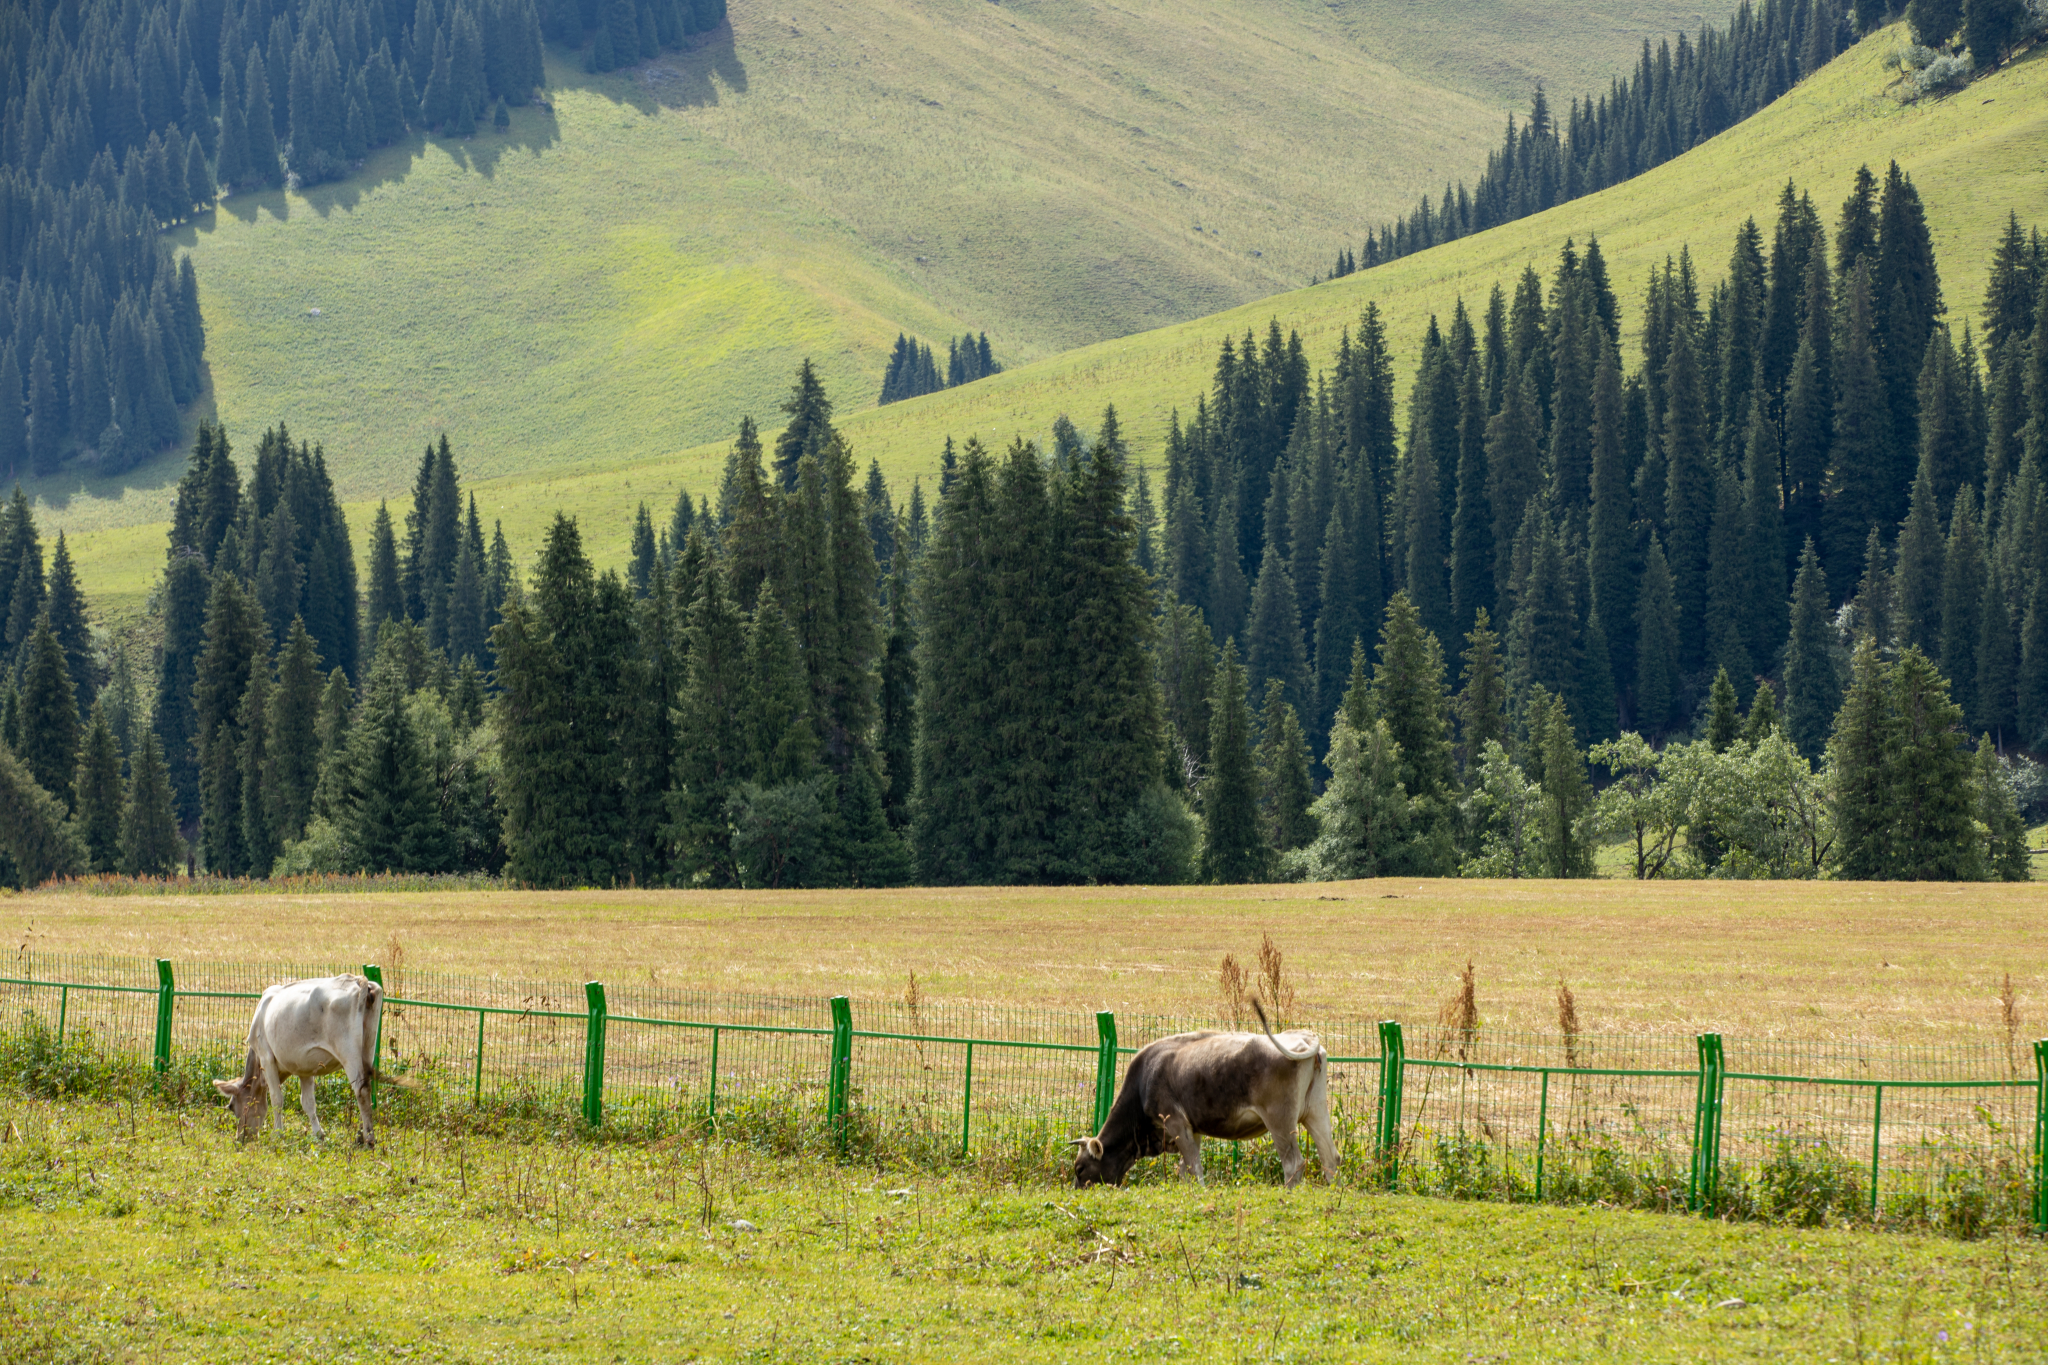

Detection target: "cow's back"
[251, 975, 381, 1078]
[1143, 1029, 1323, 1137]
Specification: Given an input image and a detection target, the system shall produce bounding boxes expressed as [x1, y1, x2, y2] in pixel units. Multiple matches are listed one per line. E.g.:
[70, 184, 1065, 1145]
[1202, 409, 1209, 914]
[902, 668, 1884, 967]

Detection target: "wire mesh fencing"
[3, 950, 2043, 1233]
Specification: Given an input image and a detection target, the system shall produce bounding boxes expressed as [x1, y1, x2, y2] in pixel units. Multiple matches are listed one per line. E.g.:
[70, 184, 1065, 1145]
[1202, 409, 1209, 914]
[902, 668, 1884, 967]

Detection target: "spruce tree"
[1853, 527, 1896, 648]
[1244, 542, 1308, 718]
[1373, 591, 1458, 870]
[1485, 365, 1542, 602]
[773, 360, 835, 491]
[1707, 667, 1741, 751]
[445, 527, 487, 667]
[878, 557, 916, 829]
[669, 562, 750, 885]
[238, 664, 276, 876]
[1742, 399, 1789, 669]
[1580, 604, 1620, 745]
[628, 502, 657, 598]
[1828, 636, 1898, 880]
[1456, 608, 1507, 775]
[741, 582, 817, 786]
[1450, 355, 1495, 631]
[911, 441, 998, 883]
[1705, 465, 1754, 700]
[1823, 260, 1889, 589]
[1976, 737, 2030, 881]
[341, 651, 451, 873]
[365, 501, 402, 638]
[194, 572, 262, 875]
[1311, 501, 1360, 745]
[267, 619, 324, 846]
[1634, 534, 1681, 737]
[118, 733, 181, 876]
[1532, 688, 1595, 878]
[73, 701, 123, 872]
[1976, 558, 2019, 746]
[1886, 647, 1978, 881]
[1937, 489, 1986, 726]
[156, 550, 209, 822]
[1201, 643, 1267, 884]
[43, 535, 94, 712]
[1661, 320, 1713, 671]
[1256, 681, 1316, 852]
[16, 615, 80, 809]
[1783, 540, 1840, 760]
[1587, 336, 1635, 688]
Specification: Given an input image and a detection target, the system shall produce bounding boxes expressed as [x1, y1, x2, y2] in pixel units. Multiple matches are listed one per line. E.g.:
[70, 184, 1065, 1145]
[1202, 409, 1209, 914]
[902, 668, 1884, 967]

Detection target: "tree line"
[1325, 0, 2046, 284]
[878, 332, 1001, 406]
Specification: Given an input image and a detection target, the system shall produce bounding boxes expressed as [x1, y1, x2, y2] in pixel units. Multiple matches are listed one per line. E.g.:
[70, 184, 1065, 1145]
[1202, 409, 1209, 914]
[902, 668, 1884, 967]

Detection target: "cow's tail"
[1251, 999, 1318, 1060]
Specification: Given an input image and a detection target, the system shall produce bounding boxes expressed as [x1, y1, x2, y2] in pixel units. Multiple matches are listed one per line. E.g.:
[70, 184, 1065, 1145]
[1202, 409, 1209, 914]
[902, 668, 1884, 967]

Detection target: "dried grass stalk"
[1218, 953, 1249, 1030]
[1557, 978, 1580, 1070]
[1438, 961, 1478, 1061]
[1256, 933, 1295, 1027]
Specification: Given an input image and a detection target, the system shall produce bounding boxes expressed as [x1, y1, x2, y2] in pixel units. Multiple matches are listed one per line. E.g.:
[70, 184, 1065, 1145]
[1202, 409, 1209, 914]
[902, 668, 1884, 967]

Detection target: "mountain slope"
[58, 25, 2048, 620]
[37, 0, 1710, 594]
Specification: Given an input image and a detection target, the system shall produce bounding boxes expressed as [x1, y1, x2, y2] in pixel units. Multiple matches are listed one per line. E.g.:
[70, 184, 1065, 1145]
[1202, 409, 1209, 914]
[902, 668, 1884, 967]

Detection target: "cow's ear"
[1083, 1137, 1104, 1159]
[212, 1079, 240, 1098]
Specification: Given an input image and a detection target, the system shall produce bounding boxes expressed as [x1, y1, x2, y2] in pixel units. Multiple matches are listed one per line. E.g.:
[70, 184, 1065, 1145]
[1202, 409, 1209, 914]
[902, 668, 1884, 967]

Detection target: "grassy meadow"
[13, 878, 2046, 1049]
[3, 1093, 2046, 1361]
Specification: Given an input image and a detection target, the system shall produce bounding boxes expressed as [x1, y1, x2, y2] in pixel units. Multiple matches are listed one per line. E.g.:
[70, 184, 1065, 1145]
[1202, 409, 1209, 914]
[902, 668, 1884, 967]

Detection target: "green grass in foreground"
[3, 1094, 2044, 1363]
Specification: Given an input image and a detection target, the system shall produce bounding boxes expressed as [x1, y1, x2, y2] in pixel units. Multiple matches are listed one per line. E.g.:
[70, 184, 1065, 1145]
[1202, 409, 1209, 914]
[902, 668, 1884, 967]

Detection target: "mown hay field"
[12, 878, 2045, 1048]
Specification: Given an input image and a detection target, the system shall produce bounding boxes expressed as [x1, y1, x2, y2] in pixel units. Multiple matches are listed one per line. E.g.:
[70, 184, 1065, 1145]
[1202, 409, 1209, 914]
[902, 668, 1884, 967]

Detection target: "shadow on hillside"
[196, 107, 566, 227]
[19, 380, 209, 519]
[565, 21, 749, 114]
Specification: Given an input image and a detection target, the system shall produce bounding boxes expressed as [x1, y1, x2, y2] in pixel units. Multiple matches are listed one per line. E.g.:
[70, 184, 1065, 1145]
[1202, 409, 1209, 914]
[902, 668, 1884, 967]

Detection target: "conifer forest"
[2, 0, 2047, 892]
[3, 169, 2045, 888]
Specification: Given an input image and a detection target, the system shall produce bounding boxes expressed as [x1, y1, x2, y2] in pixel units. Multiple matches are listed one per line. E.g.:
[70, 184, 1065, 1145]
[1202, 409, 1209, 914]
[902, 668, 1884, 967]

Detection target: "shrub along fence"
[4, 951, 2044, 1233]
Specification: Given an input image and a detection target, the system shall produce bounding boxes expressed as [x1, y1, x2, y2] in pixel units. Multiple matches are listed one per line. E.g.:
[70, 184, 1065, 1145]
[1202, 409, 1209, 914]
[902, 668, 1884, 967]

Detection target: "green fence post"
[827, 996, 852, 1154]
[1375, 1021, 1405, 1185]
[1689, 1033, 1725, 1214]
[152, 959, 174, 1075]
[707, 1025, 720, 1131]
[581, 981, 608, 1128]
[1092, 1011, 1118, 1133]
[1534, 1068, 1551, 1202]
[362, 964, 384, 1112]
[2033, 1039, 2047, 1234]
[961, 1041, 974, 1159]
[1869, 1083, 1884, 1219]
[56, 986, 67, 1051]
[472, 1009, 486, 1107]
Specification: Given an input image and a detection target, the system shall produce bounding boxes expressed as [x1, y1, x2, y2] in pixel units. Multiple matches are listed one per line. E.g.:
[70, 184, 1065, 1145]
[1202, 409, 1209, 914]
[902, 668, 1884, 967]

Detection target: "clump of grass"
[1998, 971, 2020, 1074]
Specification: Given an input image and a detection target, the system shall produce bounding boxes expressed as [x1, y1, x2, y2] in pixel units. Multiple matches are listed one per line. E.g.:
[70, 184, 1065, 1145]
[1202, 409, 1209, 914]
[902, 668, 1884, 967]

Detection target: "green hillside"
[452, 31, 2048, 585]
[50, 24, 2048, 622]
[32, 0, 1714, 617]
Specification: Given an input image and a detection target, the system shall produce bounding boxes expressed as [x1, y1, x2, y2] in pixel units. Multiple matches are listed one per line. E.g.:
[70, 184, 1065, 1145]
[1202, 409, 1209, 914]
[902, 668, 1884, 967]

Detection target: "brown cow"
[1073, 1001, 1336, 1187]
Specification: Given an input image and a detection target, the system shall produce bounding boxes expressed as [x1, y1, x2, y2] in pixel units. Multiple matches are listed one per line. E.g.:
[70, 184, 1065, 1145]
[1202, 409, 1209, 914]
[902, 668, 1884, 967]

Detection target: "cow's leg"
[257, 1055, 290, 1137]
[1161, 1110, 1204, 1183]
[1263, 1110, 1309, 1188]
[298, 1073, 326, 1140]
[1302, 1058, 1338, 1182]
[342, 1053, 375, 1148]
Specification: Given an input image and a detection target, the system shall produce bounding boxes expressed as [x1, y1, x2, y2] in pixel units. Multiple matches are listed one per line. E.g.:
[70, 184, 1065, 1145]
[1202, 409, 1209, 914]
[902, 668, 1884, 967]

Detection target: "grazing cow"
[213, 974, 388, 1146]
[1074, 1000, 1335, 1188]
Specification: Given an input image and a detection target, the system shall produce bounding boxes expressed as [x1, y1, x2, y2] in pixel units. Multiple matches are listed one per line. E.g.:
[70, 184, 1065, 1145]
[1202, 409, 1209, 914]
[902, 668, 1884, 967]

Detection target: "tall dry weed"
[1256, 934, 1295, 1028]
[1218, 954, 1249, 1030]
[1439, 961, 1479, 1061]
[1557, 979, 1580, 1070]
[1997, 972, 2019, 1075]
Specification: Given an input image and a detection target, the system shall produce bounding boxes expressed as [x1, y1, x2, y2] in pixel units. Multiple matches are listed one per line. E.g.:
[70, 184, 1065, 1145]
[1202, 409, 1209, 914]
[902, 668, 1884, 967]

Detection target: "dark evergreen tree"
[1827, 635, 1896, 880]
[773, 360, 835, 491]
[1823, 260, 1890, 589]
[16, 615, 80, 809]
[628, 502, 658, 598]
[1705, 466, 1754, 700]
[1450, 355, 1495, 630]
[43, 535, 95, 712]
[238, 663, 277, 875]
[1661, 320, 1713, 671]
[156, 550, 209, 822]
[1457, 608, 1508, 774]
[340, 650, 451, 873]
[1256, 681, 1317, 852]
[1782, 540, 1840, 759]
[193, 570, 263, 874]
[1885, 646, 1978, 880]
[118, 733, 181, 876]
[1937, 489, 1985, 724]
[267, 619, 324, 847]
[1634, 533, 1681, 737]
[1243, 541, 1308, 719]
[1200, 643, 1267, 884]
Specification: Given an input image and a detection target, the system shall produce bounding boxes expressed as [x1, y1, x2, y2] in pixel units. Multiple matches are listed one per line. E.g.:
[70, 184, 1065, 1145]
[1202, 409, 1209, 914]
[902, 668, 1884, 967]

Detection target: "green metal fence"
[3, 950, 2043, 1230]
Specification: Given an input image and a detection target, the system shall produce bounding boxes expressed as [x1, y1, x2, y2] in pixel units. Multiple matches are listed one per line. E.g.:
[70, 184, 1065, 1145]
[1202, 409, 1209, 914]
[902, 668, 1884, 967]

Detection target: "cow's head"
[212, 1076, 269, 1142]
[1072, 1135, 1134, 1188]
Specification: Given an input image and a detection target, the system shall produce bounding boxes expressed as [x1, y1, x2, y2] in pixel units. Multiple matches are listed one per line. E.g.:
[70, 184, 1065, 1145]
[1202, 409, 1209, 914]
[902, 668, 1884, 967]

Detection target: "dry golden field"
[10, 879, 2044, 1049]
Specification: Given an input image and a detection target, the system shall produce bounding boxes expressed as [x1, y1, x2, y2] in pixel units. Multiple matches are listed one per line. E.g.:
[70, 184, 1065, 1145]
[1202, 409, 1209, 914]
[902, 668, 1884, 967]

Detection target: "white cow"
[213, 974, 387, 1146]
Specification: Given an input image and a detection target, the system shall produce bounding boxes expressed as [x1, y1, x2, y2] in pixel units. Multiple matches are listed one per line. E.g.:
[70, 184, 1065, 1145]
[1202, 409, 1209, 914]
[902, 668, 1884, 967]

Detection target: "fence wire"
[4, 950, 2042, 1225]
